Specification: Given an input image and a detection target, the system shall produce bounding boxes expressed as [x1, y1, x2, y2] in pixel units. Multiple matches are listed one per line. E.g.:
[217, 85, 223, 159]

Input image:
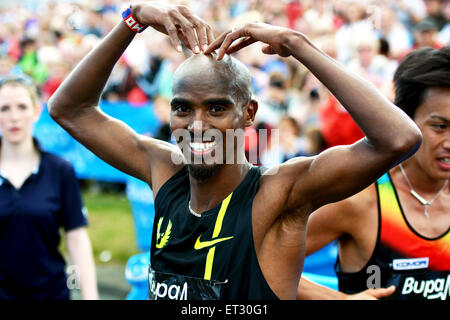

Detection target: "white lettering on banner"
[401, 275, 450, 300]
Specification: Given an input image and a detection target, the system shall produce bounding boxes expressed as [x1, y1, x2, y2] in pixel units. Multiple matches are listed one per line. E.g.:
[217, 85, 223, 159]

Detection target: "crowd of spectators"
[1, 0, 449, 167]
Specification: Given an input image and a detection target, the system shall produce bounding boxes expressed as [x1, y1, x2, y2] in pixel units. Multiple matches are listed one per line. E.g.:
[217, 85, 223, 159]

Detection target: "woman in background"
[0, 75, 98, 300]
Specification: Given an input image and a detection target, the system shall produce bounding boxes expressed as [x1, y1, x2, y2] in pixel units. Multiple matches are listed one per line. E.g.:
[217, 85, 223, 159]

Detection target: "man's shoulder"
[335, 183, 378, 216]
[252, 158, 313, 224]
[256, 157, 314, 205]
[154, 164, 188, 204]
[138, 136, 185, 190]
[138, 135, 179, 157]
[139, 136, 185, 173]
[259, 156, 312, 185]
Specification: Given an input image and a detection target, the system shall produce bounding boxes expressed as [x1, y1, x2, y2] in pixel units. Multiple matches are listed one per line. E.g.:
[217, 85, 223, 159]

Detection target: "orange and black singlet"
[335, 173, 450, 300]
[148, 165, 278, 300]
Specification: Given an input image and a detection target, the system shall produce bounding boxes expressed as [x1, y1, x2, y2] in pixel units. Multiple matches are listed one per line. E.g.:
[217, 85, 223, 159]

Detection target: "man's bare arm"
[297, 277, 395, 300]
[206, 23, 422, 214]
[48, 2, 213, 191]
[298, 187, 395, 300]
[282, 34, 421, 212]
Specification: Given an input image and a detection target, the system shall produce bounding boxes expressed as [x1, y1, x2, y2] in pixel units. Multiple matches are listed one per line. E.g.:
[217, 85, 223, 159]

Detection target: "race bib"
[386, 270, 450, 300]
[148, 266, 227, 300]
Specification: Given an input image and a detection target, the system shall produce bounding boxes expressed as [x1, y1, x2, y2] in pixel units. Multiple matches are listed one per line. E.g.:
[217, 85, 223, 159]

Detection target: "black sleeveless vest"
[149, 166, 278, 300]
[335, 173, 450, 300]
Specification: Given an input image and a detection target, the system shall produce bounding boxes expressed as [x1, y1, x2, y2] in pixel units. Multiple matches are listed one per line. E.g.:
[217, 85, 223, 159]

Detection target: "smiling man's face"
[170, 54, 256, 181]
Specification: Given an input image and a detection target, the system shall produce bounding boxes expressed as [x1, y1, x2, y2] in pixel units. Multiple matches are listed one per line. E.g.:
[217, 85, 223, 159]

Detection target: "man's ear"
[244, 99, 258, 127]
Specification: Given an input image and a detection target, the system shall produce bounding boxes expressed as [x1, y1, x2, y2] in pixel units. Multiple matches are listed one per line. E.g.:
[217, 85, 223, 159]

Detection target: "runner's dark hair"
[394, 46, 450, 119]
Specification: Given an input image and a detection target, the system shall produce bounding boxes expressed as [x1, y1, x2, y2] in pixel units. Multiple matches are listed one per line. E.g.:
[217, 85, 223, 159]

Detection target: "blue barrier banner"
[302, 272, 339, 291]
[33, 100, 161, 182]
[126, 175, 155, 252]
[303, 241, 338, 278]
[303, 241, 339, 289]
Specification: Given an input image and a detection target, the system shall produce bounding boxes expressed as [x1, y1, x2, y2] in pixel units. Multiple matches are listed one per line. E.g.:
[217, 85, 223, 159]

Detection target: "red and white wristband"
[122, 6, 148, 33]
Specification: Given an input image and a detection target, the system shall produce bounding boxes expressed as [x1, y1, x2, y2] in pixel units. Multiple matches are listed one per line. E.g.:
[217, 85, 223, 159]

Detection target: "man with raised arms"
[48, 1, 421, 299]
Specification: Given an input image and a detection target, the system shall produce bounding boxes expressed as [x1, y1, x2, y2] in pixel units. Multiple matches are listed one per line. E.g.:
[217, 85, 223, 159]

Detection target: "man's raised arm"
[206, 23, 422, 213]
[297, 277, 395, 300]
[48, 2, 213, 190]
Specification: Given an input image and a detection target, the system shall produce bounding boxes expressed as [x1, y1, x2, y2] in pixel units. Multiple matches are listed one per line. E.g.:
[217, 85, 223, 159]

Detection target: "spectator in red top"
[319, 93, 365, 148]
[285, 0, 303, 29]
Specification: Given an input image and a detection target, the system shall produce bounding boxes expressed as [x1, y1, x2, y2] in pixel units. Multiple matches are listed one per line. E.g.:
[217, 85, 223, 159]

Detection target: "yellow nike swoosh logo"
[194, 235, 234, 250]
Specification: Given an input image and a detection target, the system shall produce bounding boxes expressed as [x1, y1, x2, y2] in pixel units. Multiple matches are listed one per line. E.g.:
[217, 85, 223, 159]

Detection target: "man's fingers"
[348, 286, 395, 300]
[181, 12, 210, 52]
[192, 19, 211, 52]
[166, 8, 200, 53]
[370, 286, 396, 299]
[205, 25, 215, 49]
[216, 29, 244, 60]
[164, 22, 183, 52]
[178, 18, 200, 53]
[226, 37, 257, 55]
[178, 5, 213, 52]
[204, 31, 228, 54]
[195, 26, 208, 52]
[261, 44, 276, 55]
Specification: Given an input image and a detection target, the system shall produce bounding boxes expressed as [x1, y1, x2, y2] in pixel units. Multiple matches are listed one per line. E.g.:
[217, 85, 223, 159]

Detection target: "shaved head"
[172, 53, 252, 106]
[170, 54, 256, 182]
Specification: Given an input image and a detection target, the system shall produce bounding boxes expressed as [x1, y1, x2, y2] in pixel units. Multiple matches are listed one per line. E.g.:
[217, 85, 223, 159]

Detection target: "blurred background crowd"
[1, 0, 449, 164]
[0, 0, 449, 299]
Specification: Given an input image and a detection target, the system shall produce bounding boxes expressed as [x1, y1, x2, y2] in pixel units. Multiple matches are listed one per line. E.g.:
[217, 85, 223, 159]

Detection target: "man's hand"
[204, 22, 300, 60]
[298, 277, 396, 300]
[132, 2, 214, 53]
[345, 286, 396, 300]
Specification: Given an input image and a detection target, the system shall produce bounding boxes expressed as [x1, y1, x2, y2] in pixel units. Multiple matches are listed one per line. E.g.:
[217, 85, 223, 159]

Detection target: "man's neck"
[188, 163, 251, 215]
[393, 159, 449, 195]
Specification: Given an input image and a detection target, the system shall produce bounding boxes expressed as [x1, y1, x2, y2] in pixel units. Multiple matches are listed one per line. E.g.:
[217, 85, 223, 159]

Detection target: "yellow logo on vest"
[156, 218, 172, 249]
[194, 234, 234, 250]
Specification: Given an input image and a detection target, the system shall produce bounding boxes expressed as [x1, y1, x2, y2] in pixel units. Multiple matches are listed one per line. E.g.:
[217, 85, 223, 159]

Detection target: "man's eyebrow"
[170, 97, 235, 107]
[429, 115, 450, 123]
[202, 98, 234, 106]
[170, 98, 191, 107]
